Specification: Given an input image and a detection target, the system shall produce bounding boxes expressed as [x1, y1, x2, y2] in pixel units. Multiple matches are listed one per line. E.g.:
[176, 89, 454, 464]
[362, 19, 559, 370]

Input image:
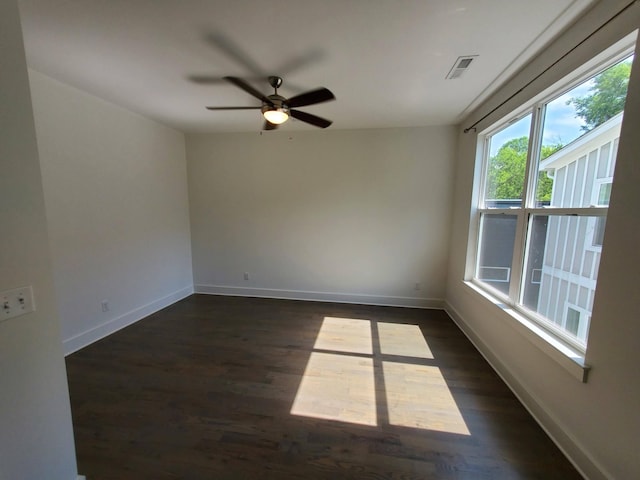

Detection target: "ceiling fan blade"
[189, 75, 226, 84]
[286, 88, 335, 108]
[263, 120, 278, 131]
[190, 74, 268, 85]
[224, 76, 272, 104]
[206, 106, 261, 110]
[275, 49, 324, 76]
[290, 109, 332, 128]
[205, 33, 266, 77]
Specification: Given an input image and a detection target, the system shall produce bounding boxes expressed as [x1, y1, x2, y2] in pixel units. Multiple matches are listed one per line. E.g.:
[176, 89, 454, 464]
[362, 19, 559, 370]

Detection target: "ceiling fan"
[206, 76, 335, 130]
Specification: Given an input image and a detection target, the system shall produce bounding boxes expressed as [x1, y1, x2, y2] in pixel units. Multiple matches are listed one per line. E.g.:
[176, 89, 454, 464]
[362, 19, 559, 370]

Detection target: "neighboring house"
[535, 112, 622, 342]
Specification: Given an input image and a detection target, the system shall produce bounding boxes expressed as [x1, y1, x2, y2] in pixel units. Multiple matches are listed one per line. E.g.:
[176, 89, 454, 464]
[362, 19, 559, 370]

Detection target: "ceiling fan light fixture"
[262, 107, 289, 125]
[211, 76, 334, 130]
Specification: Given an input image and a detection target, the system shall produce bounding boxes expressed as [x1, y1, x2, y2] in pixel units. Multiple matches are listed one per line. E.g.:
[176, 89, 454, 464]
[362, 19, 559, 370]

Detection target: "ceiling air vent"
[446, 55, 478, 80]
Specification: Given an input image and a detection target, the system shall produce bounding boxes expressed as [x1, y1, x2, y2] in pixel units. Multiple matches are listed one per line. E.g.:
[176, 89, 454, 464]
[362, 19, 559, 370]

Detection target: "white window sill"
[463, 281, 590, 383]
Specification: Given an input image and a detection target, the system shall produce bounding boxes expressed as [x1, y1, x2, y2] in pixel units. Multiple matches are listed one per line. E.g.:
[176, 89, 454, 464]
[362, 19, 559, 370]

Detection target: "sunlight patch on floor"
[313, 317, 372, 354]
[382, 362, 470, 435]
[291, 316, 469, 435]
[290, 352, 377, 426]
[377, 322, 433, 359]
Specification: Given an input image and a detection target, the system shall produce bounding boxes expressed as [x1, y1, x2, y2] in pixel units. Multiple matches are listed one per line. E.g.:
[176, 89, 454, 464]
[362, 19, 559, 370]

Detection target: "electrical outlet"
[101, 301, 109, 312]
[244, 272, 250, 281]
[1, 286, 35, 322]
[414, 282, 421, 291]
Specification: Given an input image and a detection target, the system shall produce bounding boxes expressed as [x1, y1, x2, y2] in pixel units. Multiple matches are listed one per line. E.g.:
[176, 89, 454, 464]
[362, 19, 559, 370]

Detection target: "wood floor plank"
[66, 294, 583, 479]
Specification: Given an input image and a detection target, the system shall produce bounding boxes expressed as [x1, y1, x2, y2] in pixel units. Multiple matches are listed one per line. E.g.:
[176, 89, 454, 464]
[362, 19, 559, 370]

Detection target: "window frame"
[468, 46, 634, 355]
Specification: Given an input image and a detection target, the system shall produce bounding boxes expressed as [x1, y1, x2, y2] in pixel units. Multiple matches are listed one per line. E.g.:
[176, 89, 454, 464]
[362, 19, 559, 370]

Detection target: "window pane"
[476, 214, 517, 295]
[596, 182, 612, 205]
[566, 308, 581, 336]
[592, 217, 606, 246]
[521, 215, 604, 345]
[484, 115, 532, 208]
[536, 56, 632, 207]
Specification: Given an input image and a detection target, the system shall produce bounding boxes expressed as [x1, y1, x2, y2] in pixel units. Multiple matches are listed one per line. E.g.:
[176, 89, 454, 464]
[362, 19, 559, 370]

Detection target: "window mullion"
[525, 105, 544, 208]
[509, 106, 543, 302]
[508, 211, 527, 301]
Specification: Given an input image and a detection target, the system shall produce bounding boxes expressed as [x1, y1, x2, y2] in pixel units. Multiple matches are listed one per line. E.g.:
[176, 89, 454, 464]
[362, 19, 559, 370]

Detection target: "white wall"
[0, 1, 78, 478]
[445, 1, 640, 478]
[187, 126, 457, 307]
[29, 71, 194, 354]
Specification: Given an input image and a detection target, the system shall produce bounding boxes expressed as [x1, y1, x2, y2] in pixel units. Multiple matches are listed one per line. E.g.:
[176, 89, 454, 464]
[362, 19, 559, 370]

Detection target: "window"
[592, 181, 612, 246]
[565, 307, 582, 337]
[469, 51, 633, 353]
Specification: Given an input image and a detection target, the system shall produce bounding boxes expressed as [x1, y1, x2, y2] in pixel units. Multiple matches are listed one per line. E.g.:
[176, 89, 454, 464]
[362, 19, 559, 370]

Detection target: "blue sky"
[489, 55, 634, 157]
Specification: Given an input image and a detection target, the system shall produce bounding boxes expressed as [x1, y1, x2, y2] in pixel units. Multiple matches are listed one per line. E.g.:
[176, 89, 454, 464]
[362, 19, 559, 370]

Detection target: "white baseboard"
[77, 476, 86, 480]
[63, 285, 194, 355]
[444, 300, 608, 480]
[195, 284, 443, 309]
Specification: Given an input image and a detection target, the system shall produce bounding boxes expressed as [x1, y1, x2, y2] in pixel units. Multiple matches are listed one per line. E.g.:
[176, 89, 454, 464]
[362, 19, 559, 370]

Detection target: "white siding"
[537, 116, 621, 341]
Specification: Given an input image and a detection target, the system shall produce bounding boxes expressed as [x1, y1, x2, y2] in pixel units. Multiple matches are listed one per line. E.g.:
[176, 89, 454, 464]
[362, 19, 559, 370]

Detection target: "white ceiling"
[18, 0, 593, 133]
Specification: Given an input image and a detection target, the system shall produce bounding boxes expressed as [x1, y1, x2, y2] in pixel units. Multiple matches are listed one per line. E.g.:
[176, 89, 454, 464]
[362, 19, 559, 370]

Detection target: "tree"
[486, 137, 528, 201]
[566, 61, 632, 132]
[486, 137, 560, 202]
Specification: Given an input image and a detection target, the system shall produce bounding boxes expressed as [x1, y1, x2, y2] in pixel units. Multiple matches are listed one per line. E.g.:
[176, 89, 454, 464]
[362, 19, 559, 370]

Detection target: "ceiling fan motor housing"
[262, 94, 289, 116]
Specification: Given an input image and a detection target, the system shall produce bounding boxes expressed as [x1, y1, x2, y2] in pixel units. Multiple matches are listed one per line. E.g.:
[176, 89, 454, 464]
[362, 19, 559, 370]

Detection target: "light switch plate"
[1, 286, 35, 322]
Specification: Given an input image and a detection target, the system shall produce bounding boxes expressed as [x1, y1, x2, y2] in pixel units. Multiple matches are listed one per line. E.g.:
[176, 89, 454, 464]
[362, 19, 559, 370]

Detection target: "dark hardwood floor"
[66, 294, 583, 479]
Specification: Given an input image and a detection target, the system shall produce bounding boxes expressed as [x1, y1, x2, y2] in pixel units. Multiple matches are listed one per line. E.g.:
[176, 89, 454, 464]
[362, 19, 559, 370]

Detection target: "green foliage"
[486, 137, 527, 201]
[567, 61, 631, 131]
[486, 137, 562, 202]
